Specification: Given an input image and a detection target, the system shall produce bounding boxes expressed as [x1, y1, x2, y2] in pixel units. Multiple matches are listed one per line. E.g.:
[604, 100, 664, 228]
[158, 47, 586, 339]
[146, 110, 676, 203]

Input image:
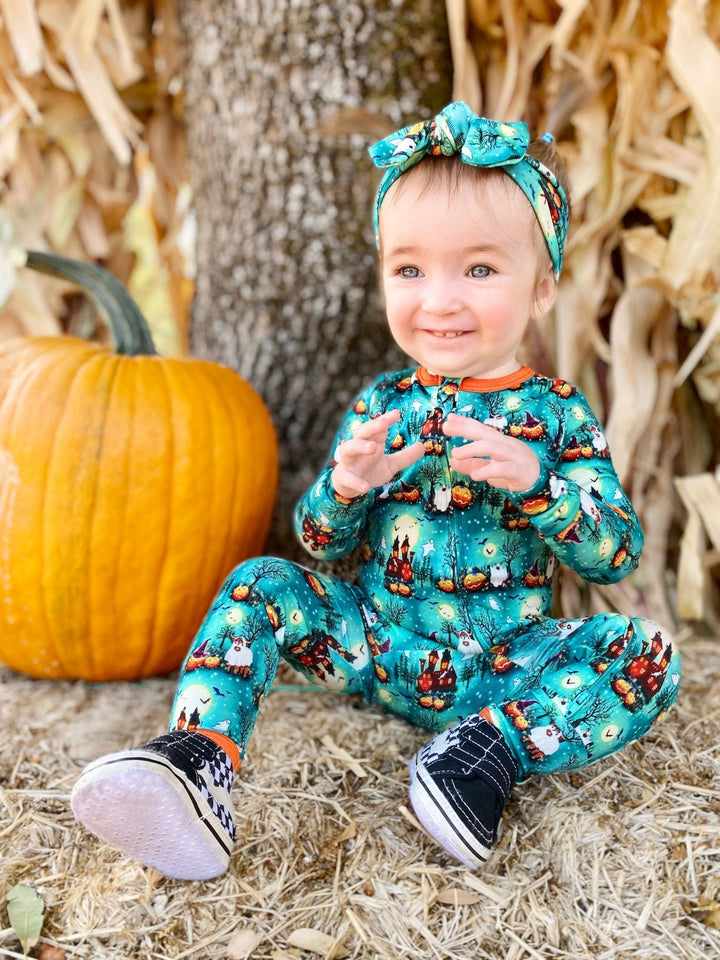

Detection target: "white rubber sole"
[71, 751, 233, 880]
[408, 757, 491, 871]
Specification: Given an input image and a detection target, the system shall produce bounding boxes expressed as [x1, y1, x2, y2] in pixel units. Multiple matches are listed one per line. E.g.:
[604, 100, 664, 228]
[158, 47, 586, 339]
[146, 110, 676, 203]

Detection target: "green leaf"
[6, 884, 45, 955]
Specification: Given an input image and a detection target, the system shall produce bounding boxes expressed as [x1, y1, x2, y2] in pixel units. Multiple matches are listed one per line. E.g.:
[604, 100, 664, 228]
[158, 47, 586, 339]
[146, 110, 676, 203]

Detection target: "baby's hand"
[443, 413, 540, 492]
[331, 409, 425, 499]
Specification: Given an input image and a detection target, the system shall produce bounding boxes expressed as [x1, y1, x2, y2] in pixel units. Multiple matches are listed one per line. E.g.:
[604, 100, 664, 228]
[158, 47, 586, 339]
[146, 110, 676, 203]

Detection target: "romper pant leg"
[476, 614, 681, 780]
[333, 612, 679, 764]
[169, 557, 379, 758]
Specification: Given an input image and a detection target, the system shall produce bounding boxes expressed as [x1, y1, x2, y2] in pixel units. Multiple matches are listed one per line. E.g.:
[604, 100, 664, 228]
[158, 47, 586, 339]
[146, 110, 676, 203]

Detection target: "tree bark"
[176, 0, 452, 552]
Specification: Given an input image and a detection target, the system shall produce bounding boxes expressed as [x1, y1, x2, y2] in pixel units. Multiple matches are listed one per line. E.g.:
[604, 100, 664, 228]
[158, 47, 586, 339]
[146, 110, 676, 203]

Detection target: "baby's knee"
[225, 555, 290, 585]
[631, 617, 679, 660]
[627, 616, 681, 703]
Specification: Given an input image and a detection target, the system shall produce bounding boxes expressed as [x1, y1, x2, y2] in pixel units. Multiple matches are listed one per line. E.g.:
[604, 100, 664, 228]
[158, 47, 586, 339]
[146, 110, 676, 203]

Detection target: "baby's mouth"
[429, 330, 467, 338]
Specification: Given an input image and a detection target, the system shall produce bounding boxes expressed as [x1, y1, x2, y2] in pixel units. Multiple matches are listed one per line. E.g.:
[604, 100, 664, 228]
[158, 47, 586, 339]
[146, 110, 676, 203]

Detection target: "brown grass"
[1, 629, 719, 959]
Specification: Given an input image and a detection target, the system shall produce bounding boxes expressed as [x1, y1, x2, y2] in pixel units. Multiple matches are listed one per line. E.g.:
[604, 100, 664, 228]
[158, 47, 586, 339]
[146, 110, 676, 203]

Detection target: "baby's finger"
[464, 459, 508, 482]
[336, 437, 378, 462]
[387, 441, 425, 474]
[353, 409, 400, 440]
[331, 464, 371, 497]
[449, 439, 496, 463]
[450, 454, 487, 478]
[442, 413, 496, 441]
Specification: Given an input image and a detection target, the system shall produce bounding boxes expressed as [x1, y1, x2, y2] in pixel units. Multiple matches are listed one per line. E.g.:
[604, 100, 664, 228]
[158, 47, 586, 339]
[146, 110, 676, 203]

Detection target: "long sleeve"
[506, 390, 643, 584]
[294, 469, 373, 560]
[293, 375, 395, 561]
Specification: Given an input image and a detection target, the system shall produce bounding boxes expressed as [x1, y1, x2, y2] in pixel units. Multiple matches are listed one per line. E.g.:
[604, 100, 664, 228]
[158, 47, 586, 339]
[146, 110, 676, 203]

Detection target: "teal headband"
[369, 101, 569, 279]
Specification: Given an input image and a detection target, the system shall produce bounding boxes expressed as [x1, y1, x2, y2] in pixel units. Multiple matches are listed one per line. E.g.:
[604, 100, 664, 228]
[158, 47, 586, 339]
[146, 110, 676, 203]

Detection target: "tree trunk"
[176, 0, 452, 553]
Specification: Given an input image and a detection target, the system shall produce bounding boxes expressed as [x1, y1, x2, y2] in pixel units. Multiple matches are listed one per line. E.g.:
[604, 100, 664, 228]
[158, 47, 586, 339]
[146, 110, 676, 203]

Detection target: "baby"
[72, 102, 680, 880]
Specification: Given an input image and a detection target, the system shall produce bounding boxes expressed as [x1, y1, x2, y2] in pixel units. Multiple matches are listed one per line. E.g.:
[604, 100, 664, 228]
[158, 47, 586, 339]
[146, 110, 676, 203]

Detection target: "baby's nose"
[421, 280, 462, 315]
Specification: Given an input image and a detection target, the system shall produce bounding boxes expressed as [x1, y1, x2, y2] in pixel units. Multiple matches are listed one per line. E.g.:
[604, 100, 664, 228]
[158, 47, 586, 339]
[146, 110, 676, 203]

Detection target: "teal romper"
[170, 366, 680, 779]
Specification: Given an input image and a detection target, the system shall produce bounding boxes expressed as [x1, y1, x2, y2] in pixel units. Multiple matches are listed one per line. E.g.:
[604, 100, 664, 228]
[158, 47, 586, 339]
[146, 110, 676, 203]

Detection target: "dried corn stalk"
[450, 0, 720, 625]
[0, 0, 192, 352]
[1, 0, 719, 624]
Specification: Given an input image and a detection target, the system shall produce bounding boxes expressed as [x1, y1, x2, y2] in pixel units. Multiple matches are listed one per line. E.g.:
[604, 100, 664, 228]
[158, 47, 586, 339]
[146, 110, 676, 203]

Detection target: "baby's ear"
[533, 270, 557, 319]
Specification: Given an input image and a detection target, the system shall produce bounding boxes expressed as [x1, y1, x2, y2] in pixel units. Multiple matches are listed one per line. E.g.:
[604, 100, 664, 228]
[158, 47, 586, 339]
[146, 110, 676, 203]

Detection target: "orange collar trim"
[416, 365, 535, 393]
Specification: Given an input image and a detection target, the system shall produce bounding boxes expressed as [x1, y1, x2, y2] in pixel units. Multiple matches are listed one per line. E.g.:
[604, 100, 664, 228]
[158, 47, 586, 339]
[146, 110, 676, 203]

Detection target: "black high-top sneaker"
[409, 714, 518, 869]
[71, 731, 236, 880]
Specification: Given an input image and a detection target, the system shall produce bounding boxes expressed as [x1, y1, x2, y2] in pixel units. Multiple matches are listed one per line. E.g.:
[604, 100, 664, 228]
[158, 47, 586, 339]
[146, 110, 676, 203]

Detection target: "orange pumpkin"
[519, 496, 549, 516]
[451, 483, 473, 508]
[462, 570, 487, 591]
[0, 252, 278, 681]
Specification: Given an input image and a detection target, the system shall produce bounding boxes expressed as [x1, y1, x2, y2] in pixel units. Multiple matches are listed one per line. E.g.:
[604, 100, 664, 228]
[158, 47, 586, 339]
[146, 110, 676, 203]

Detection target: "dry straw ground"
[1, 633, 719, 959]
[3, 0, 720, 621]
[2, 0, 720, 957]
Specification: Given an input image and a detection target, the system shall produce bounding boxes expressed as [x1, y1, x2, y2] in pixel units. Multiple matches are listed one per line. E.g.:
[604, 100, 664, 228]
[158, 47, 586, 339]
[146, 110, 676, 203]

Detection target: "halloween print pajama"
[170, 366, 680, 780]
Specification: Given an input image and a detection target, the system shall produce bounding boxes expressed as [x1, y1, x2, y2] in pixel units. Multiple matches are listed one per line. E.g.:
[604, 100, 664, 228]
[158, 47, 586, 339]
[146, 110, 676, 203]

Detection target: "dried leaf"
[621, 226, 667, 271]
[64, 0, 104, 59]
[702, 903, 720, 930]
[104, 0, 145, 87]
[226, 928, 265, 959]
[0, 209, 24, 307]
[6, 884, 44, 955]
[38, 945, 66, 960]
[122, 157, 182, 356]
[332, 820, 358, 845]
[2, 66, 43, 124]
[320, 735, 367, 778]
[0, 0, 43, 76]
[662, 0, 720, 287]
[674, 485, 708, 620]
[445, 0, 480, 105]
[286, 928, 349, 959]
[604, 248, 668, 484]
[674, 304, 720, 389]
[435, 887, 484, 905]
[37, 0, 142, 166]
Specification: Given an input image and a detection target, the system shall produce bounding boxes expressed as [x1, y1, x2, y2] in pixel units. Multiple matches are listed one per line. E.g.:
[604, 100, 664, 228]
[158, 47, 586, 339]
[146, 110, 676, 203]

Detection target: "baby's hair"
[526, 136, 572, 215]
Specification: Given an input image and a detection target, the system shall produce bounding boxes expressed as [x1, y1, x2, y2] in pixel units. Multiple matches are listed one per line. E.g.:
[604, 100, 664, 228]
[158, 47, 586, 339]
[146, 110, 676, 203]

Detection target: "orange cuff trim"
[198, 729, 242, 770]
[478, 706, 497, 726]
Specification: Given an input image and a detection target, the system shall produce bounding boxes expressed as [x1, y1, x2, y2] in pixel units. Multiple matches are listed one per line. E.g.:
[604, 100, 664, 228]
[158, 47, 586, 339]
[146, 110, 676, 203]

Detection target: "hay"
[0, 631, 718, 959]
[2, 1, 720, 956]
[0, 0, 190, 354]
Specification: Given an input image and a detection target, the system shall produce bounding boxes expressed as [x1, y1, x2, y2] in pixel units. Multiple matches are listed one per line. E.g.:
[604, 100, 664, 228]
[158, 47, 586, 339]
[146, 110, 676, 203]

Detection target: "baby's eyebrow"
[385, 243, 508, 259]
[461, 244, 508, 257]
[384, 245, 426, 258]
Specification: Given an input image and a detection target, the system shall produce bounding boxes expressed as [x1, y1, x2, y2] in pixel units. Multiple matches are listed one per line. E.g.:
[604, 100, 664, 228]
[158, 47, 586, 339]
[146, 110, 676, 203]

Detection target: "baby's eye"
[469, 264, 492, 279]
[398, 265, 420, 279]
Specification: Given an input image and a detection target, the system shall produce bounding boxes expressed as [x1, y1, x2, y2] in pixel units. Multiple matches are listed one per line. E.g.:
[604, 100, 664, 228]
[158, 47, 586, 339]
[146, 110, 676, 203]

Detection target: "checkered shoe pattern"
[409, 715, 518, 870]
[71, 730, 237, 880]
[145, 732, 236, 839]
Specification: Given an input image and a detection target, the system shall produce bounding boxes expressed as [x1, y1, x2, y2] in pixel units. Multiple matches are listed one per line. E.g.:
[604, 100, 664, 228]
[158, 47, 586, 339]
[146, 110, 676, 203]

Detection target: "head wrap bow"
[369, 101, 569, 278]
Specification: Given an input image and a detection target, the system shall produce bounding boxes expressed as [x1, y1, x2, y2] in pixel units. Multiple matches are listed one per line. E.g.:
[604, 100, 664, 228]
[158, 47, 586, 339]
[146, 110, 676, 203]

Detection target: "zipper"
[438, 381, 462, 603]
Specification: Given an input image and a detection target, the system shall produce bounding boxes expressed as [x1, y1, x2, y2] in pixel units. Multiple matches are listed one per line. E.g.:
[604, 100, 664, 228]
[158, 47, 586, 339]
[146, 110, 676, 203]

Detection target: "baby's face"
[379, 174, 556, 381]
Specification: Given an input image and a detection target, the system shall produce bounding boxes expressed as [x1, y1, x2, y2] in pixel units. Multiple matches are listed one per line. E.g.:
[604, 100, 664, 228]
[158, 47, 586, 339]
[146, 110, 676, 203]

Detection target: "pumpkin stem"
[24, 250, 158, 356]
